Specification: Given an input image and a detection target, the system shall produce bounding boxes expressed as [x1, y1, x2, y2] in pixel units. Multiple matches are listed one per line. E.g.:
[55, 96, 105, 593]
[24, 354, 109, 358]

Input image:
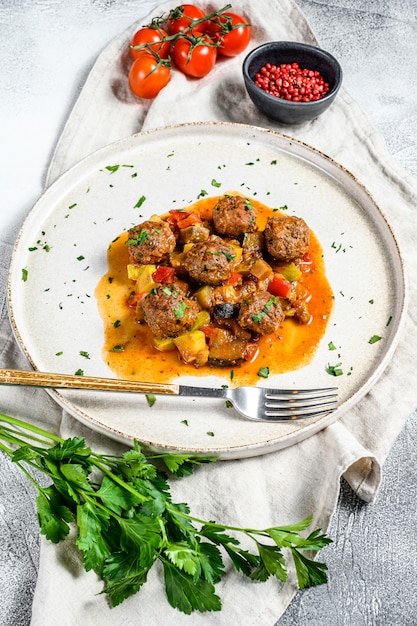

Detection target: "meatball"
[264, 215, 310, 262]
[212, 195, 257, 237]
[141, 286, 200, 338]
[238, 290, 284, 335]
[127, 219, 176, 265]
[182, 237, 236, 285]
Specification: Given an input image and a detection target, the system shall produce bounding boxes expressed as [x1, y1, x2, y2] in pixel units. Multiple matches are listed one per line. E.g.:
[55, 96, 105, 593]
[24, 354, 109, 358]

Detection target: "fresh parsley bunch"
[0, 413, 331, 615]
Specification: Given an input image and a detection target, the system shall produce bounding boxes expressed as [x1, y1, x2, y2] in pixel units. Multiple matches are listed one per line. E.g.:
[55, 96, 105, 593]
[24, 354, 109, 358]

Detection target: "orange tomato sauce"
[95, 195, 334, 386]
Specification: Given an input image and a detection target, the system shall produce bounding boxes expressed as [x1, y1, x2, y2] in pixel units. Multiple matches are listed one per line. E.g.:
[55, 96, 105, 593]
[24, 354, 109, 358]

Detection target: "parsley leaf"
[0, 413, 332, 616]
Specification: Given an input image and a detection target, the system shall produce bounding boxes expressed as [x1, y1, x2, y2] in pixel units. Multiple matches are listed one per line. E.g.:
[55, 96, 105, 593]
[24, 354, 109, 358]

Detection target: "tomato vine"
[127, 4, 252, 99]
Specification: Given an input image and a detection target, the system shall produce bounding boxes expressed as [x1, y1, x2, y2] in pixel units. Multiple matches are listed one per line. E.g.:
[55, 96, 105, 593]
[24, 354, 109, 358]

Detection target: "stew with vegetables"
[95, 194, 334, 385]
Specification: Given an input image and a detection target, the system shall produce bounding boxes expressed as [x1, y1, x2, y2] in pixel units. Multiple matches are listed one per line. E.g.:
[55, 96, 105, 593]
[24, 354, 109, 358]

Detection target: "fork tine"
[264, 406, 336, 419]
[264, 387, 337, 399]
[262, 387, 338, 420]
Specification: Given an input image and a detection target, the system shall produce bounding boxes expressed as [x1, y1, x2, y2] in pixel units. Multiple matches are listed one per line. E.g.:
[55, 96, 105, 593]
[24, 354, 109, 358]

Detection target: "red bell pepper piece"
[168, 209, 201, 229]
[176, 213, 202, 229]
[127, 292, 144, 308]
[225, 272, 242, 286]
[152, 265, 176, 283]
[268, 274, 292, 298]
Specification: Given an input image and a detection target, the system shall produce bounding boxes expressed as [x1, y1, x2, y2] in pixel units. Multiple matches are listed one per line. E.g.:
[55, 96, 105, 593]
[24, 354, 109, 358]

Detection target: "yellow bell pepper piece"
[174, 330, 209, 366]
[127, 264, 158, 294]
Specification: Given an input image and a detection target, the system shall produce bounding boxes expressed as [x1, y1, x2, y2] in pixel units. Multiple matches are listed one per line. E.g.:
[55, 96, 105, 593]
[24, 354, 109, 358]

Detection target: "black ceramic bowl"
[242, 41, 343, 124]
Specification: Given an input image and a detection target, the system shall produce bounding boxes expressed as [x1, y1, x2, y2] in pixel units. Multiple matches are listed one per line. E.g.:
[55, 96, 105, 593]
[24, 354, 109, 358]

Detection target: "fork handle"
[0, 368, 179, 395]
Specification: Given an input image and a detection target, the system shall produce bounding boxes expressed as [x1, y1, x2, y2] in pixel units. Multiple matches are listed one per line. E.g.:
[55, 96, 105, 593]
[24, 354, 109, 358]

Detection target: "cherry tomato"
[130, 26, 170, 60]
[172, 34, 217, 78]
[167, 4, 207, 35]
[128, 53, 170, 99]
[206, 12, 251, 57]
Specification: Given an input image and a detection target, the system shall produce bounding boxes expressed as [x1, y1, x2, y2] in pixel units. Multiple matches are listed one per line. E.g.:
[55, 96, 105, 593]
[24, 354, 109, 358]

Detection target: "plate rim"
[7, 121, 409, 459]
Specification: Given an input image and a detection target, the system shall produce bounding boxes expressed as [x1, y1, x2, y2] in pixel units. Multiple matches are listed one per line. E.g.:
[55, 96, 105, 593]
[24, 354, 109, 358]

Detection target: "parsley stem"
[0, 413, 63, 444]
[88, 456, 149, 503]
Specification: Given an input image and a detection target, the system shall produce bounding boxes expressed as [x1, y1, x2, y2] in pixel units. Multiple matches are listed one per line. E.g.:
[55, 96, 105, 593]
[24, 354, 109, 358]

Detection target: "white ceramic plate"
[8, 122, 406, 459]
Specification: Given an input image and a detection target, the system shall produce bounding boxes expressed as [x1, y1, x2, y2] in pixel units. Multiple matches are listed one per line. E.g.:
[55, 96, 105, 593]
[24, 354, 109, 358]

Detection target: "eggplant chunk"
[208, 328, 247, 367]
[212, 303, 239, 319]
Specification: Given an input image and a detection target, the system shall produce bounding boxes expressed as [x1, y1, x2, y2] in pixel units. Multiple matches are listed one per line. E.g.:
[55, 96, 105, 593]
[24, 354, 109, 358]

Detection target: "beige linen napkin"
[0, 0, 414, 624]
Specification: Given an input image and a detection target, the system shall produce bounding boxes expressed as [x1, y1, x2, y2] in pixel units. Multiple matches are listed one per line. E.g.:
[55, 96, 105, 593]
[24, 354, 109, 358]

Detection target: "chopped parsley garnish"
[105, 164, 120, 173]
[74, 369, 84, 376]
[146, 394, 156, 407]
[252, 311, 265, 323]
[173, 302, 187, 319]
[327, 363, 343, 376]
[21, 268, 28, 282]
[134, 196, 146, 209]
[110, 344, 125, 352]
[79, 351, 90, 359]
[252, 297, 276, 323]
[211, 179, 221, 188]
[126, 229, 149, 246]
[257, 367, 270, 378]
[221, 250, 235, 261]
[369, 335, 382, 344]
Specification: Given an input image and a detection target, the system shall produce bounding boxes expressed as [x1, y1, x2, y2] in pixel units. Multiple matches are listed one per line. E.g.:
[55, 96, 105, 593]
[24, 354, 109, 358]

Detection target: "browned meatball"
[141, 286, 200, 338]
[212, 195, 257, 237]
[182, 237, 236, 285]
[238, 290, 284, 335]
[264, 215, 310, 262]
[127, 219, 176, 265]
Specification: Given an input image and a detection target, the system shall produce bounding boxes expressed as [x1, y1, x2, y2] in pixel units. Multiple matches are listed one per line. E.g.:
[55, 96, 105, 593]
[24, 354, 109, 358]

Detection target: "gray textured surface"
[1, 1, 417, 625]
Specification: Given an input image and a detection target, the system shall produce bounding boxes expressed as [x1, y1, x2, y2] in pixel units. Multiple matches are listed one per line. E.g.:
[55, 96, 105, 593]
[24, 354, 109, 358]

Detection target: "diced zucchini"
[228, 242, 242, 265]
[195, 285, 213, 309]
[281, 262, 302, 282]
[174, 330, 209, 366]
[153, 336, 176, 352]
[191, 310, 211, 330]
[249, 259, 274, 281]
[169, 251, 186, 271]
[211, 285, 237, 304]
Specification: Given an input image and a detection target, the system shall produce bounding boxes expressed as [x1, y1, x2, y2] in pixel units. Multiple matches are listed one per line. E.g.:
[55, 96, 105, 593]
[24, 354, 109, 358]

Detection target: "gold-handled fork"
[0, 368, 338, 422]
